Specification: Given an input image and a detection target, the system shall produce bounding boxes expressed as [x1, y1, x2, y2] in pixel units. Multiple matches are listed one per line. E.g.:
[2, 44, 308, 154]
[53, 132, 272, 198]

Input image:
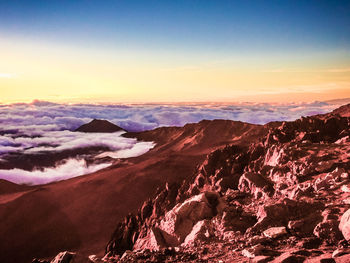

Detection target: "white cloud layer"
[0, 100, 344, 185]
[0, 159, 111, 185]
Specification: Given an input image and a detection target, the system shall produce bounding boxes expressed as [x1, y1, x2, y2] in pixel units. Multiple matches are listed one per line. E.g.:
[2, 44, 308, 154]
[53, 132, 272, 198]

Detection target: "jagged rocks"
[32, 259, 49, 263]
[133, 227, 167, 251]
[103, 107, 350, 262]
[50, 252, 75, 263]
[263, 226, 287, 239]
[158, 191, 223, 246]
[133, 192, 223, 251]
[216, 206, 257, 233]
[252, 198, 324, 233]
[339, 209, 350, 240]
[332, 248, 350, 258]
[106, 214, 141, 256]
[183, 219, 214, 246]
[238, 172, 274, 199]
[271, 252, 305, 263]
[313, 220, 343, 244]
[241, 244, 265, 258]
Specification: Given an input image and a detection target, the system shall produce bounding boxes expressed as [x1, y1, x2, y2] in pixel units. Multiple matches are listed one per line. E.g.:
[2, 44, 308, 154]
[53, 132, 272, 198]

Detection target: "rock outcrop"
[340, 209, 350, 241]
[75, 119, 125, 133]
[101, 105, 350, 262]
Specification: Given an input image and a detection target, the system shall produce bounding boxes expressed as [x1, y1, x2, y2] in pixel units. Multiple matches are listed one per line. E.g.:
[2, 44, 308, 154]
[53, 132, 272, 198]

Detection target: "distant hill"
[332, 103, 350, 117]
[75, 119, 125, 133]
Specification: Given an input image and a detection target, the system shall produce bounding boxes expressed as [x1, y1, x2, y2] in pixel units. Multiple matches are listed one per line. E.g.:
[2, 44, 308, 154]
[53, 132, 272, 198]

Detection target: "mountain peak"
[75, 119, 125, 133]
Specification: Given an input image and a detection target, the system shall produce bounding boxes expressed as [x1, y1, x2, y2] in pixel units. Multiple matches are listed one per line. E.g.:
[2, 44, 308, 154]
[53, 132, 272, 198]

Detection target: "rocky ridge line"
[100, 108, 350, 262]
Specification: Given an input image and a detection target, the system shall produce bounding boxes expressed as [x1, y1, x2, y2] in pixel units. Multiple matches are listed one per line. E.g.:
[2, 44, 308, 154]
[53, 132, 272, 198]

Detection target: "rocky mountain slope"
[0, 119, 263, 263]
[2, 104, 350, 263]
[94, 104, 350, 262]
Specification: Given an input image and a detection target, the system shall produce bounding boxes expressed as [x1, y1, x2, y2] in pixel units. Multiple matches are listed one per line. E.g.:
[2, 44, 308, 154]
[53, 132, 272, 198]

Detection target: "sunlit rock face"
[102, 104, 350, 263]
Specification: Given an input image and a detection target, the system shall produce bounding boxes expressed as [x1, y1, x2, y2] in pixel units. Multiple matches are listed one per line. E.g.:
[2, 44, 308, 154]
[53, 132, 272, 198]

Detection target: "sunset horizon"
[1, 0, 350, 104]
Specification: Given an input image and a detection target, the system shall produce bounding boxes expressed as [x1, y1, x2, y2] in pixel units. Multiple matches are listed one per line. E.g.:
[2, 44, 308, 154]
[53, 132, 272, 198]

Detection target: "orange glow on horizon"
[1, 38, 349, 104]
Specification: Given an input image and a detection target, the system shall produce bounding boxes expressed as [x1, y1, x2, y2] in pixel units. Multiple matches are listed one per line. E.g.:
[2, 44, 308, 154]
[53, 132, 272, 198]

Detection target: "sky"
[0, 0, 350, 103]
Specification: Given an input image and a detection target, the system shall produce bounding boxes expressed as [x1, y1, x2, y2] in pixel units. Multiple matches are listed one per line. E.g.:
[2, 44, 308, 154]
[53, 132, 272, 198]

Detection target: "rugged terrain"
[1, 104, 350, 263]
[99, 104, 350, 262]
[0, 118, 261, 263]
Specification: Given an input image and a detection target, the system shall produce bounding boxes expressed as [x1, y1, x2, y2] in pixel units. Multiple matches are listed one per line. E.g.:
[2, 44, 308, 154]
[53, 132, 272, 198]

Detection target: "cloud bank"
[0, 100, 343, 185]
[0, 159, 111, 185]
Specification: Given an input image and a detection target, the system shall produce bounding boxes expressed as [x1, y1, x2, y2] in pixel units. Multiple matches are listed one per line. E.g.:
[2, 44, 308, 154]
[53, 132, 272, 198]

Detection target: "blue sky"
[1, 0, 349, 53]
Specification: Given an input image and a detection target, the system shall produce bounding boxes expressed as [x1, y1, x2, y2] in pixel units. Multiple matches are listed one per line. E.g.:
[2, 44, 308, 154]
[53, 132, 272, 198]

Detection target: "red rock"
[238, 172, 274, 199]
[263, 226, 287, 239]
[157, 192, 222, 246]
[271, 252, 305, 263]
[335, 254, 350, 263]
[252, 255, 273, 263]
[339, 209, 350, 240]
[313, 220, 343, 244]
[50, 251, 75, 263]
[183, 220, 214, 246]
[241, 244, 265, 258]
[332, 248, 350, 258]
[304, 253, 335, 263]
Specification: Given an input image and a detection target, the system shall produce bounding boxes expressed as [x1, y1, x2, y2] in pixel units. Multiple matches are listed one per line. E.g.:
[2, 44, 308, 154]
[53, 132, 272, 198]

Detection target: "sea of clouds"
[0, 100, 342, 185]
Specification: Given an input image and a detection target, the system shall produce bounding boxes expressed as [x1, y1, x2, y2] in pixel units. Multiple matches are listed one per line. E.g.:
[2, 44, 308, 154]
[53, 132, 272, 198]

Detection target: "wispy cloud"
[0, 73, 15, 78]
[262, 67, 350, 73]
[0, 159, 112, 185]
[325, 68, 350, 73]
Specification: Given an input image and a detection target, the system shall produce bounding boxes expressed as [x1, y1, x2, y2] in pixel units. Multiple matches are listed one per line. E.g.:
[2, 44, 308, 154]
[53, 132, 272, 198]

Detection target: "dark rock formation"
[75, 119, 125, 133]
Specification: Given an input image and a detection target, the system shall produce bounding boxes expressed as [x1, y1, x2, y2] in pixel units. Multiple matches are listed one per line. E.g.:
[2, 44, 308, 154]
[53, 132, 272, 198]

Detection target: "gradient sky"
[0, 0, 350, 103]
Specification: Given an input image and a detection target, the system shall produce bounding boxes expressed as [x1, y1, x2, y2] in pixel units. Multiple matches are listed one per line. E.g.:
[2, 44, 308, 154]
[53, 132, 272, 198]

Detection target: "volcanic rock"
[263, 226, 287, 239]
[332, 248, 350, 258]
[158, 191, 222, 246]
[271, 252, 305, 263]
[238, 172, 274, 199]
[182, 219, 214, 246]
[313, 220, 343, 244]
[75, 119, 125, 133]
[50, 251, 75, 263]
[339, 209, 350, 240]
[242, 244, 265, 258]
[5, 104, 350, 262]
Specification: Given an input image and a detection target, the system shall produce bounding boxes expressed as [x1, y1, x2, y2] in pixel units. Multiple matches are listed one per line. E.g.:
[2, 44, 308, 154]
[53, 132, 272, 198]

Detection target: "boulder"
[334, 254, 350, 263]
[50, 251, 75, 263]
[287, 212, 323, 235]
[332, 248, 350, 258]
[341, 184, 350, 193]
[253, 199, 324, 232]
[271, 252, 305, 263]
[241, 244, 265, 258]
[313, 220, 343, 244]
[133, 227, 168, 251]
[158, 192, 223, 246]
[182, 220, 214, 246]
[238, 172, 274, 199]
[263, 226, 287, 239]
[339, 209, 350, 240]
